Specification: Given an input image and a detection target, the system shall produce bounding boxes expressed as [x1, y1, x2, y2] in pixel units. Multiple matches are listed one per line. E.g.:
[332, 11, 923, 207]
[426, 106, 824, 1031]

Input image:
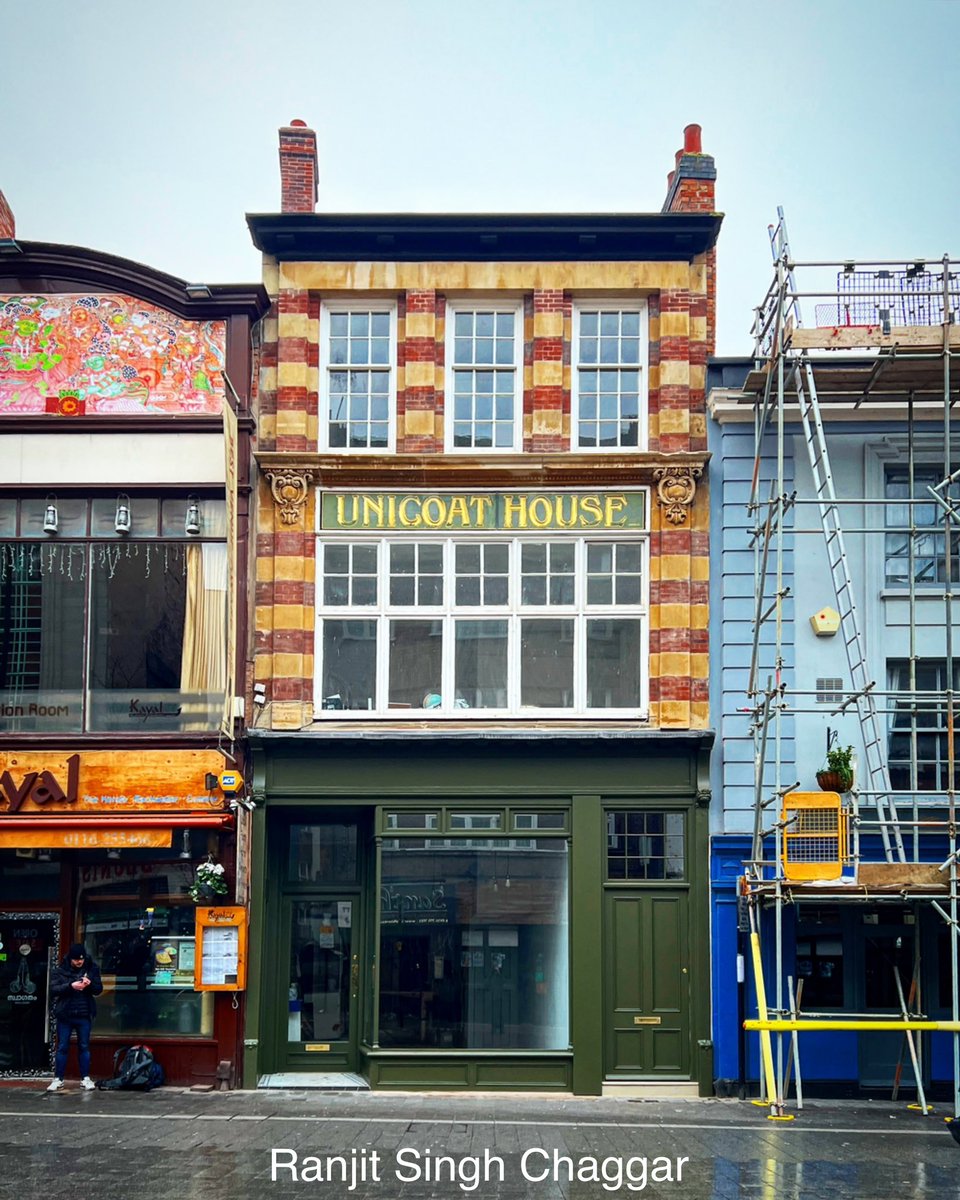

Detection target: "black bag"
[97, 1043, 165, 1091]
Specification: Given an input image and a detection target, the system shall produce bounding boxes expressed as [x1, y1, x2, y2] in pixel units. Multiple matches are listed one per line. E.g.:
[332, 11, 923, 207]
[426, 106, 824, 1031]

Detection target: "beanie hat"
[68, 943, 87, 960]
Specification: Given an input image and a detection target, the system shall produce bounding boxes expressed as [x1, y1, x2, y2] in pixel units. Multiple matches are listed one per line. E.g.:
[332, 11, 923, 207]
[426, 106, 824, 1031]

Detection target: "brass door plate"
[304, 1043, 331, 1052]
[633, 1016, 662, 1025]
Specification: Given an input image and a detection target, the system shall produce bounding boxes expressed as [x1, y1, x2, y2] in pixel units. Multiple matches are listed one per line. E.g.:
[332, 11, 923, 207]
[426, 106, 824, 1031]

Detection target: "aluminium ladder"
[766, 208, 905, 863]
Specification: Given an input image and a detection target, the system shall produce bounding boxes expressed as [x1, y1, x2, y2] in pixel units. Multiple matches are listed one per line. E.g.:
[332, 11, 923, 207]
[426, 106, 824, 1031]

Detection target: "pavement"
[0, 1086, 957, 1200]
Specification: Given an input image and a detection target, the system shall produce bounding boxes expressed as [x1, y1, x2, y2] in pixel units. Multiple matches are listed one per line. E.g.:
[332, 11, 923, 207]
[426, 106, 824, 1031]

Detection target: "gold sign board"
[304, 1044, 331, 1052]
[633, 1016, 662, 1025]
[321, 490, 647, 532]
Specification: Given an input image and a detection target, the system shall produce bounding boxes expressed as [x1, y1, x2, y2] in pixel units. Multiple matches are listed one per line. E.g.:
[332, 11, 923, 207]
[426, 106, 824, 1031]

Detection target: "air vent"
[816, 677, 844, 704]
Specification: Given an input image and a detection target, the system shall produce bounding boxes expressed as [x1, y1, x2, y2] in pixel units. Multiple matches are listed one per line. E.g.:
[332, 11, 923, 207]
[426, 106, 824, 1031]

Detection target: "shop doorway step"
[258, 1072, 369, 1090]
[602, 1080, 699, 1099]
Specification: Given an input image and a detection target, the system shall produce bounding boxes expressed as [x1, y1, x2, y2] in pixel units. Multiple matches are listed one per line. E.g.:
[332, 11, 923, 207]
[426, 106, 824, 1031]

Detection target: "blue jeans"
[54, 1017, 92, 1079]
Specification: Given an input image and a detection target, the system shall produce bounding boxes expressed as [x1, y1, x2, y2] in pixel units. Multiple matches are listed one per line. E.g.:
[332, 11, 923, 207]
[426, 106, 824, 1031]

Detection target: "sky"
[3, 0, 958, 356]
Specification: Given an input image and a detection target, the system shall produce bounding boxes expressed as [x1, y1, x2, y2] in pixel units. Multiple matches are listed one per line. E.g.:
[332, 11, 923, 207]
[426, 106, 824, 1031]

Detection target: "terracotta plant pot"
[816, 770, 852, 793]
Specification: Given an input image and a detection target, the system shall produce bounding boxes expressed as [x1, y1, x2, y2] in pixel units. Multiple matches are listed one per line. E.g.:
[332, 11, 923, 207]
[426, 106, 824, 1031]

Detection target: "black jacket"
[50, 956, 103, 1021]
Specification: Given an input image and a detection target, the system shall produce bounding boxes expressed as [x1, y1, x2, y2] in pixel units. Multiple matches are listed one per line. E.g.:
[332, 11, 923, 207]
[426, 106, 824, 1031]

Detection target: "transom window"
[606, 810, 685, 880]
[317, 536, 647, 716]
[447, 306, 521, 451]
[321, 306, 395, 451]
[574, 306, 646, 450]
[884, 464, 959, 586]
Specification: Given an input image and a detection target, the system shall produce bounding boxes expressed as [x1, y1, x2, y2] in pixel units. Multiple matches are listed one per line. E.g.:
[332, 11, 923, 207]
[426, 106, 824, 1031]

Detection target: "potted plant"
[188, 857, 229, 903]
[817, 744, 854, 792]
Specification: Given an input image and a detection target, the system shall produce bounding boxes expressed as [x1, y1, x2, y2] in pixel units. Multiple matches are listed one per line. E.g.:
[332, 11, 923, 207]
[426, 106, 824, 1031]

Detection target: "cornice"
[254, 451, 709, 490]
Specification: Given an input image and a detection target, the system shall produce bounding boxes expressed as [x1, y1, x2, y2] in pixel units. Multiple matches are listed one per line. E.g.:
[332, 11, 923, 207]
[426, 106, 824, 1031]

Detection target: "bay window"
[0, 495, 227, 733]
[317, 534, 648, 716]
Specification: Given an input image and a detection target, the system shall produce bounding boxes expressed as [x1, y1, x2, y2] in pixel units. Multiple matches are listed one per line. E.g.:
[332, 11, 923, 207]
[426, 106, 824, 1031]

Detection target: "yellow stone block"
[255, 558, 275, 582]
[271, 701, 309, 731]
[659, 554, 692, 582]
[690, 654, 709, 680]
[278, 312, 313, 341]
[273, 653, 304, 678]
[434, 413, 445, 440]
[659, 652, 691, 678]
[405, 312, 435, 339]
[534, 311, 563, 339]
[258, 414, 277, 444]
[254, 656, 273, 680]
[562, 365, 570, 391]
[648, 554, 661, 581]
[660, 311, 690, 338]
[690, 413, 706, 440]
[658, 408, 690, 435]
[256, 498, 275, 534]
[276, 410, 308, 438]
[260, 366, 277, 394]
[404, 408, 435, 437]
[690, 364, 705, 391]
[690, 316, 707, 343]
[306, 414, 319, 445]
[648, 315, 660, 342]
[690, 701, 710, 729]
[404, 360, 435, 389]
[533, 360, 563, 388]
[274, 604, 310, 630]
[659, 360, 690, 388]
[522, 413, 532, 438]
[254, 606, 273, 634]
[281, 260, 690, 293]
[658, 604, 692, 629]
[691, 556, 710, 581]
[562, 413, 571, 440]
[262, 258, 280, 295]
[689, 261, 708, 293]
[647, 365, 659, 391]
[659, 699, 691, 728]
[523, 365, 533, 391]
[691, 603, 709, 630]
[532, 410, 563, 437]
[277, 361, 309, 389]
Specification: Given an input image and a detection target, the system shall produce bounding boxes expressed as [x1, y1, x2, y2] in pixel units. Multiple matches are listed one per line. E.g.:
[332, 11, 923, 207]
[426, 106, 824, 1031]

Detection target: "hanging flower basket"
[188, 859, 229, 903]
[816, 744, 854, 793]
[816, 769, 853, 793]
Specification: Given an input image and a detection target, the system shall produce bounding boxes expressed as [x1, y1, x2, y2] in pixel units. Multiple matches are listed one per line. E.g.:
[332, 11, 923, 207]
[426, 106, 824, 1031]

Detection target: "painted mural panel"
[0, 294, 226, 415]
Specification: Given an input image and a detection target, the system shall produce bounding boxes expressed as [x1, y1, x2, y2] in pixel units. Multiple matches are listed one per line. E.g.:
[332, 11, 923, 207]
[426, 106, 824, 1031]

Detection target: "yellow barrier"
[745, 1019, 960, 1032]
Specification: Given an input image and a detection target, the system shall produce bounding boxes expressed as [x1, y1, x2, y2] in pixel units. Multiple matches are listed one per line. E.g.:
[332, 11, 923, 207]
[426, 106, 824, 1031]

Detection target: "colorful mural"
[0, 294, 226, 415]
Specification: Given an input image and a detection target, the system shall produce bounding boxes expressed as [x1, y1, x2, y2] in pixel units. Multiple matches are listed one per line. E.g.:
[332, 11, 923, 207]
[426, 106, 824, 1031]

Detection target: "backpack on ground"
[97, 1043, 165, 1091]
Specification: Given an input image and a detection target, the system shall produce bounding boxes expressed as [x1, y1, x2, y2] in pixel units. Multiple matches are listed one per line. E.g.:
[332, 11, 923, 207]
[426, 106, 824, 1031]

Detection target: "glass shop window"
[77, 860, 213, 1038]
[378, 838, 569, 1050]
[288, 824, 359, 884]
[796, 935, 844, 1008]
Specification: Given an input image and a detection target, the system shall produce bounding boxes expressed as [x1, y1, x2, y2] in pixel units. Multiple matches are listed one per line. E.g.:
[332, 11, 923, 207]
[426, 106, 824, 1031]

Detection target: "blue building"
[708, 237, 960, 1102]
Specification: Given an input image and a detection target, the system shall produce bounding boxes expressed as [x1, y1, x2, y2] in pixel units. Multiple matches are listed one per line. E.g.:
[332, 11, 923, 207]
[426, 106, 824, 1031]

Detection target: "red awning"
[0, 814, 233, 829]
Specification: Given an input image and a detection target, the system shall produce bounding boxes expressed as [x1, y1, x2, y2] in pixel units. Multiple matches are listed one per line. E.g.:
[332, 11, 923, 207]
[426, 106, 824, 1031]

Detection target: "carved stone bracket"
[266, 470, 314, 526]
[696, 788, 712, 809]
[654, 464, 703, 525]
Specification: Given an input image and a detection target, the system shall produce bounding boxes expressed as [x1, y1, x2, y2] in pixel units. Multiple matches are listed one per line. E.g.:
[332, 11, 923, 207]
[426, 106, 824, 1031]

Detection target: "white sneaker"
[80, 1076, 96, 1091]
[46, 1078, 64, 1092]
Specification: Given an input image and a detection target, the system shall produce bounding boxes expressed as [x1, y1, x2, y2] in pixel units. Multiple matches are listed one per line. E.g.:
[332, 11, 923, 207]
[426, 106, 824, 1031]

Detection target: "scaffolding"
[738, 209, 960, 1118]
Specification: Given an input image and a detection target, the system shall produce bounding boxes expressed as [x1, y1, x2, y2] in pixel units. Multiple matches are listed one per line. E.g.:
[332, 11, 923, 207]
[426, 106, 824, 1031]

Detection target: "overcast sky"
[3, 0, 957, 355]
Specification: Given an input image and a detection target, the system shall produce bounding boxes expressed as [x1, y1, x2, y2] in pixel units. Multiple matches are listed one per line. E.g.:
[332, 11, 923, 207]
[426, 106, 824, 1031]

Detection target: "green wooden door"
[603, 890, 690, 1078]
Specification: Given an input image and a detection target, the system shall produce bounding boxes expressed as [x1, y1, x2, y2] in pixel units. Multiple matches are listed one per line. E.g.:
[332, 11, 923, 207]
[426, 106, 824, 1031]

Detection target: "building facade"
[243, 122, 721, 1093]
[708, 244, 960, 1099]
[0, 195, 267, 1084]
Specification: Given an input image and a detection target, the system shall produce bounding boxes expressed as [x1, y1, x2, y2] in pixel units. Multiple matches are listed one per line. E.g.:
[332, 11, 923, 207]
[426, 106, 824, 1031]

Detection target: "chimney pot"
[675, 149, 684, 169]
[279, 121, 318, 213]
[666, 171, 676, 191]
[683, 124, 703, 154]
[289, 118, 307, 127]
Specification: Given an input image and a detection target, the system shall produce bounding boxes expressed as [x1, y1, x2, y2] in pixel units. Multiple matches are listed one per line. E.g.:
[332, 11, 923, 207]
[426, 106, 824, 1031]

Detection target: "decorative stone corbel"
[265, 470, 314, 526]
[654, 464, 702, 525]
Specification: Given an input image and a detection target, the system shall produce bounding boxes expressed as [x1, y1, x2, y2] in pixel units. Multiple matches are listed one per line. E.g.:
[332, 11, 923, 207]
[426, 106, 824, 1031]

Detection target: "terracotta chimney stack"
[662, 125, 718, 356]
[279, 120, 318, 213]
[0, 190, 15, 240]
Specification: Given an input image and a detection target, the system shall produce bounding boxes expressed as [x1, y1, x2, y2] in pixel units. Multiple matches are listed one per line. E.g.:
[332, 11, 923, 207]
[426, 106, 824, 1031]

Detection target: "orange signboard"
[0, 828, 172, 850]
[0, 750, 228, 816]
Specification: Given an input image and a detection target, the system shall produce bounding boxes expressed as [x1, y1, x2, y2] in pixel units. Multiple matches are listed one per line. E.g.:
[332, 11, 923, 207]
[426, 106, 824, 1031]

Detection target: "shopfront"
[0, 748, 237, 1083]
[244, 736, 713, 1094]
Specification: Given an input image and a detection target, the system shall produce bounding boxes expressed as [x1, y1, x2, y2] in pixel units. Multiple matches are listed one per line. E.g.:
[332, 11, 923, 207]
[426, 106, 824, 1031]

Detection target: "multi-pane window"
[0, 495, 227, 733]
[885, 464, 959, 586]
[606, 810, 685, 880]
[888, 658, 960, 791]
[575, 306, 645, 450]
[447, 307, 521, 450]
[322, 307, 394, 450]
[317, 536, 647, 716]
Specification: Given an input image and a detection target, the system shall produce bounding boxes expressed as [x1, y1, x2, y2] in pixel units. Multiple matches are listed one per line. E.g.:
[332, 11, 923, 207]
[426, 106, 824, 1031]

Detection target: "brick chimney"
[0, 190, 15, 240]
[662, 124, 717, 355]
[279, 120, 318, 213]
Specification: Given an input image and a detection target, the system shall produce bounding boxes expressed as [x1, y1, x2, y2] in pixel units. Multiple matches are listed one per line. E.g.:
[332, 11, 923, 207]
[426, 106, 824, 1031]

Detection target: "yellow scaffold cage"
[781, 791, 847, 881]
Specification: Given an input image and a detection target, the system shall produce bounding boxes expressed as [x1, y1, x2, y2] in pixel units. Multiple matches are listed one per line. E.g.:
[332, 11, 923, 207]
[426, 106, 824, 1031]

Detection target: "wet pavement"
[0, 1086, 956, 1200]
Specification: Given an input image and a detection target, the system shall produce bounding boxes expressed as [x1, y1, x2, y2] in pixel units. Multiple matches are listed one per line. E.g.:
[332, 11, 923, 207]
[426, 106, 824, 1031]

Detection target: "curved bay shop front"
[244, 736, 712, 1094]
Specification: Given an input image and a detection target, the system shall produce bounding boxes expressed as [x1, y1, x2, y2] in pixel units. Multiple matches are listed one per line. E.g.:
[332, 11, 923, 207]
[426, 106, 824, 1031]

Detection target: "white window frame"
[314, 526, 649, 719]
[572, 301, 648, 452]
[444, 302, 523, 453]
[318, 302, 397, 453]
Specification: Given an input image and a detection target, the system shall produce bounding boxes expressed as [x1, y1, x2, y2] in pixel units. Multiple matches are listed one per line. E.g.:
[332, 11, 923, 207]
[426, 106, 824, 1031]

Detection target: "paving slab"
[0, 1087, 956, 1199]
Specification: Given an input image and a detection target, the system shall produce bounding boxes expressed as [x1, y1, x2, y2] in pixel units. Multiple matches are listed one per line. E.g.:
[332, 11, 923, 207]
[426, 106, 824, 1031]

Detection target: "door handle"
[351, 955, 359, 997]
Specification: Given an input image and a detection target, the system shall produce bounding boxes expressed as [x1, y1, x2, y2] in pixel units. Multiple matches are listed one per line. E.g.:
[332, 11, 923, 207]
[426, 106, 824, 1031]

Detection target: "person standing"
[47, 943, 102, 1091]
